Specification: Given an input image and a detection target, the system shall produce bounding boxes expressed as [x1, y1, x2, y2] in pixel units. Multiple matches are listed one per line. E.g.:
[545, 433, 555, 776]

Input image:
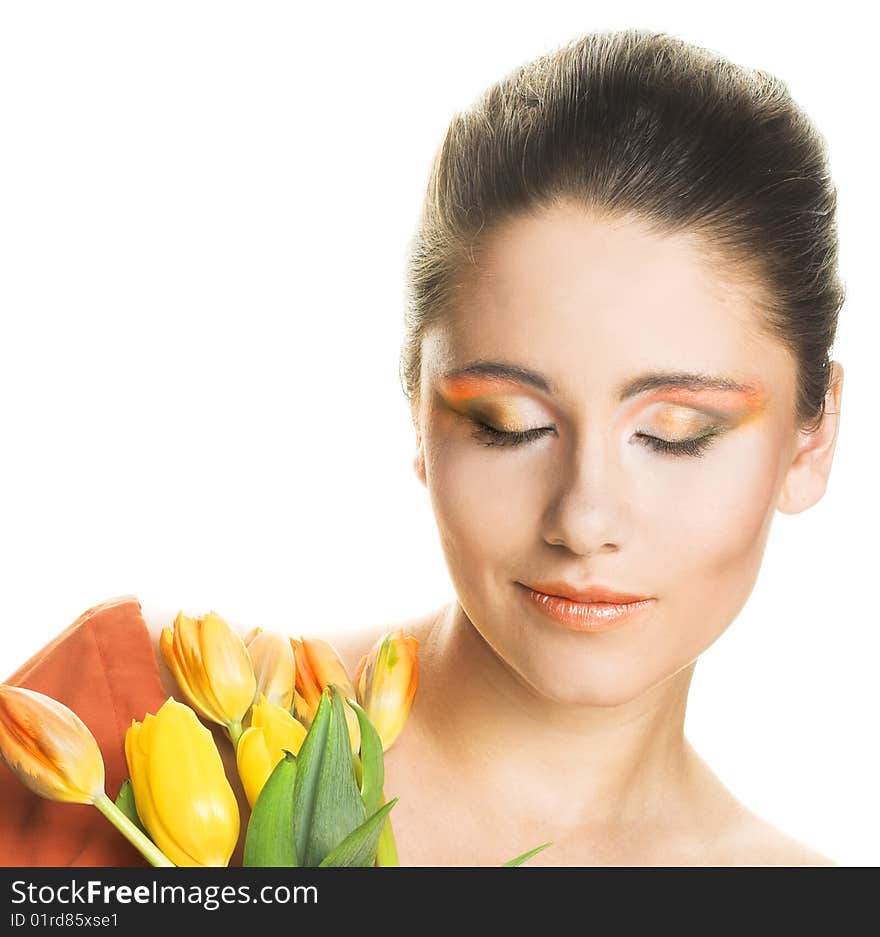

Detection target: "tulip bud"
[244, 628, 296, 711]
[125, 698, 239, 867]
[291, 688, 314, 729]
[289, 638, 321, 720]
[291, 637, 360, 754]
[160, 610, 256, 741]
[236, 695, 307, 807]
[0, 685, 105, 804]
[354, 630, 419, 751]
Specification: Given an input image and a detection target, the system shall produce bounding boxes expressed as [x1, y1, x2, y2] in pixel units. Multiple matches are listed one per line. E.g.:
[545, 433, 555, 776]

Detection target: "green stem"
[94, 793, 175, 867]
[375, 787, 400, 867]
[226, 719, 244, 749]
[350, 746, 396, 865]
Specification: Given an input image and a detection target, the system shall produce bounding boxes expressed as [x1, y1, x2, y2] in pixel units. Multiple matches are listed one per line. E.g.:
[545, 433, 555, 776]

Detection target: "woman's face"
[413, 202, 806, 707]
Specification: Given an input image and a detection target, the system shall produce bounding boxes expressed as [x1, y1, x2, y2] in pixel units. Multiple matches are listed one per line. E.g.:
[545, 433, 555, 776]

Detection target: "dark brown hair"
[400, 28, 845, 431]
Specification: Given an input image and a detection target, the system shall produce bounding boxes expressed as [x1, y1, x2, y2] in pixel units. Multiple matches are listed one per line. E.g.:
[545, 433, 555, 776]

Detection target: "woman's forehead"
[464, 204, 760, 322]
[420, 207, 791, 395]
[423, 296, 780, 402]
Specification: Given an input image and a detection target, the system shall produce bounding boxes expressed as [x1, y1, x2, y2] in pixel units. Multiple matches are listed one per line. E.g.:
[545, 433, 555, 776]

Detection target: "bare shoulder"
[720, 808, 837, 866]
[683, 747, 837, 867]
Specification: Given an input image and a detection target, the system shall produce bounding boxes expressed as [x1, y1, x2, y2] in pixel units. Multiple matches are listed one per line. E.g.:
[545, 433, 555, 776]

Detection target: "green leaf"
[318, 798, 399, 867]
[114, 779, 146, 834]
[345, 696, 384, 814]
[374, 792, 400, 866]
[501, 841, 554, 867]
[293, 686, 367, 867]
[313, 686, 367, 860]
[243, 752, 298, 867]
[292, 688, 332, 865]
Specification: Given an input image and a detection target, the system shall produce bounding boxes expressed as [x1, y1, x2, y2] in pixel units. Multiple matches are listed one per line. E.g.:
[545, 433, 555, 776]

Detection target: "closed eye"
[633, 430, 722, 458]
[469, 419, 723, 458]
[469, 421, 554, 447]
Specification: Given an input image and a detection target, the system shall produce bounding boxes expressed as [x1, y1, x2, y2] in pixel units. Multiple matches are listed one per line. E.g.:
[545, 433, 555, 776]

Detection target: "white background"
[1, 2, 876, 865]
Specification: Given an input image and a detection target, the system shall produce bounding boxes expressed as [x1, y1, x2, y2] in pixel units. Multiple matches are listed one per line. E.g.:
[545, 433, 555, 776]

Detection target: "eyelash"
[468, 422, 722, 458]
[634, 431, 720, 458]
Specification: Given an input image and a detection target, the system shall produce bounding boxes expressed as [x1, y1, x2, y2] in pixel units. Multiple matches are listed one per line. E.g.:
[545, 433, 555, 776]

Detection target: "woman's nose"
[540, 442, 626, 556]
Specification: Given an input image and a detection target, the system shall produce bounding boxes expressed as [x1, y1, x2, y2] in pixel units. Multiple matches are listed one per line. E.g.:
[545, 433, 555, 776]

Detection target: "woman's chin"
[504, 653, 674, 709]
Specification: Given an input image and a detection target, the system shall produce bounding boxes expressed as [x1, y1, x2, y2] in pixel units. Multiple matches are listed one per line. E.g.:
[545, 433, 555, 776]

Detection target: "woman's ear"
[777, 361, 844, 515]
[412, 405, 427, 487]
[413, 438, 427, 487]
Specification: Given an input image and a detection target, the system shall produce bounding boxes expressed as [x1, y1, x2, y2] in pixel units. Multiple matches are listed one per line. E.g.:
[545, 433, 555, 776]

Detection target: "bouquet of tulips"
[0, 610, 551, 868]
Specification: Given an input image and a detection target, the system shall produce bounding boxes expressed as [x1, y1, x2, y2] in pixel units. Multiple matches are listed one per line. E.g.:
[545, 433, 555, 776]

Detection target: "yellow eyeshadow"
[477, 400, 536, 429]
[438, 388, 548, 429]
[653, 405, 709, 438]
[440, 383, 730, 441]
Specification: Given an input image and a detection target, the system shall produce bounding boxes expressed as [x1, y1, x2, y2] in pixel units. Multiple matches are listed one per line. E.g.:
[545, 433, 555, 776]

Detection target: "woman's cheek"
[659, 432, 786, 637]
[426, 436, 535, 557]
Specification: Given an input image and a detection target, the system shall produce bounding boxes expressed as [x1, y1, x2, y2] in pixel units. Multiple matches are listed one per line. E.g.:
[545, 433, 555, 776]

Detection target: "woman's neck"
[410, 599, 707, 835]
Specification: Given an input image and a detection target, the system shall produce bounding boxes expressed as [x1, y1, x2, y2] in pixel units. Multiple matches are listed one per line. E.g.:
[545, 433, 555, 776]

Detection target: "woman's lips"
[517, 583, 655, 632]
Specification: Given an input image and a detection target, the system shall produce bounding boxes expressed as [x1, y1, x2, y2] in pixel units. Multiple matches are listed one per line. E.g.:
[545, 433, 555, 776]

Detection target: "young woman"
[2, 28, 844, 866]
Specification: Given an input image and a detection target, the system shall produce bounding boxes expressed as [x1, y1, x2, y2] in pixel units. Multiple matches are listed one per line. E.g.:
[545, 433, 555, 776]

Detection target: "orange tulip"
[0, 685, 104, 804]
[245, 628, 296, 711]
[354, 630, 420, 751]
[289, 638, 321, 722]
[290, 637, 360, 753]
[0, 684, 174, 866]
[160, 610, 256, 744]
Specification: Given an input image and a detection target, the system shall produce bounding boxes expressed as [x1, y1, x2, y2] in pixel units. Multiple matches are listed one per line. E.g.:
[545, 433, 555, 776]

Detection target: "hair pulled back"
[401, 28, 845, 431]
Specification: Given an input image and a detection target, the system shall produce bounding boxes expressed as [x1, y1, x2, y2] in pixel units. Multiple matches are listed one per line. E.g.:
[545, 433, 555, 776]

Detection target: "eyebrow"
[441, 361, 763, 402]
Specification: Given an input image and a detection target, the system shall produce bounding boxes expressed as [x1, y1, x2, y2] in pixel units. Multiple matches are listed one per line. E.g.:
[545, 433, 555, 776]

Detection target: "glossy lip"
[516, 581, 655, 633]
[521, 580, 652, 604]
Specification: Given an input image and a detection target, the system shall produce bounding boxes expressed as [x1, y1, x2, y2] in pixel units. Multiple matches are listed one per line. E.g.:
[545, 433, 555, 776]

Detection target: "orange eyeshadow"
[440, 374, 767, 410]
[437, 374, 528, 402]
[636, 386, 767, 411]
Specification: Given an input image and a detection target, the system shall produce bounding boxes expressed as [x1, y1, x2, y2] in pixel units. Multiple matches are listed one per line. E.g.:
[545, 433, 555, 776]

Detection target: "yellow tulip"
[0, 685, 105, 804]
[354, 630, 420, 751]
[160, 610, 256, 743]
[244, 628, 295, 711]
[291, 637, 360, 754]
[235, 695, 307, 807]
[125, 698, 239, 867]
